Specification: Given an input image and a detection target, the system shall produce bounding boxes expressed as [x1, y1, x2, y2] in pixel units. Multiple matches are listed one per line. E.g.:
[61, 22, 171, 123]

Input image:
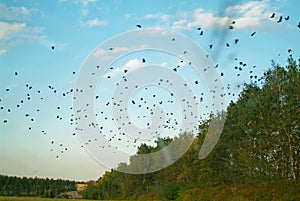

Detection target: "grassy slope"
[0, 197, 88, 201]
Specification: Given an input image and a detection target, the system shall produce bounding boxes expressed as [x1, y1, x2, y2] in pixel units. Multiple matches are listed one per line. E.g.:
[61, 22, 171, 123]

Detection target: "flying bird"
[270, 13, 275, 18]
[51, 46, 55, 50]
[136, 24, 142, 28]
[284, 16, 289, 21]
[277, 16, 282, 23]
[251, 32, 256, 37]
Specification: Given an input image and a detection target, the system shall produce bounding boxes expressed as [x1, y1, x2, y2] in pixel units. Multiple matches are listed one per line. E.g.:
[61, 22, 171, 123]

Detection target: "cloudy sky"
[0, 0, 299, 181]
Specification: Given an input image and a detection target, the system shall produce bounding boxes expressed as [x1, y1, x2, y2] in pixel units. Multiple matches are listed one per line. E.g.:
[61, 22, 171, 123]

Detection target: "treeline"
[0, 174, 77, 198]
[83, 57, 300, 200]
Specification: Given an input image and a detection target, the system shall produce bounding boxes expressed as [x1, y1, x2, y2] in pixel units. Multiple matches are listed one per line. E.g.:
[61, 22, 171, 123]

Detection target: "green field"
[0, 197, 89, 201]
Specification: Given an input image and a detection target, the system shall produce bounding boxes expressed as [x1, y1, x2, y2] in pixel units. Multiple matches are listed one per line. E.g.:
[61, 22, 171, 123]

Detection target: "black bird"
[142, 58, 146, 63]
[285, 16, 289, 21]
[197, 27, 201, 30]
[136, 24, 142, 28]
[251, 32, 256, 37]
[297, 22, 300, 29]
[234, 39, 239, 44]
[277, 16, 282, 23]
[199, 30, 203, 35]
[209, 44, 213, 49]
[226, 43, 230, 47]
[228, 25, 234, 29]
[270, 13, 275, 18]
[288, 49, 292, 53]
[14, 72, 18, 75]
[51, 46, 55, 50]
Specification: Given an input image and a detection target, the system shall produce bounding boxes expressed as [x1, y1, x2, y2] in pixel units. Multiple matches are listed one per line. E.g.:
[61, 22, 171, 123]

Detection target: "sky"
[0, 0, 299, 181]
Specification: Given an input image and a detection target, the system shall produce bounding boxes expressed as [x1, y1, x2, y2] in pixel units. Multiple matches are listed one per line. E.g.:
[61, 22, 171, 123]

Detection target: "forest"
[82, 57, 300, 200]
[0, 175, 77, 198]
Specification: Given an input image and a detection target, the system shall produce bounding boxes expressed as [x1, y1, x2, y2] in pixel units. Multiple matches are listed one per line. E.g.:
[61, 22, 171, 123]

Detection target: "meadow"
[0, 197, 88, 201]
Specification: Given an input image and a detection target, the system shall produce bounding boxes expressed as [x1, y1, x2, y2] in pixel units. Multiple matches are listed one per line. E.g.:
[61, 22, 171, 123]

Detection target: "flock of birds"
[1, 11, 299, 160]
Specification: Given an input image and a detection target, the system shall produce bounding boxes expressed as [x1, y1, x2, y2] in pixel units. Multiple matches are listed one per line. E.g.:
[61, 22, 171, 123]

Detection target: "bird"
[277, 16, 282, 23]
[199, 30, 203, 35]
[251, 32, 256, 37]
[136, 24, 142, 28]
[297, 22, 300, 29]
[228, 25, 234, 29]
[51, 46, 55, 50]
[270, 13, 275, 18]
[234, 39, 239, 44]
[284, 16, 289, 21]
[142, 58, 146, 63]
[209, 44, 213, 49]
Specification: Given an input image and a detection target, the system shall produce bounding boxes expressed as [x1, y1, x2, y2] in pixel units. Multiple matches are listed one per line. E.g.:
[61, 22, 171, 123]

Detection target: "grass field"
[0, 196, 89, 201]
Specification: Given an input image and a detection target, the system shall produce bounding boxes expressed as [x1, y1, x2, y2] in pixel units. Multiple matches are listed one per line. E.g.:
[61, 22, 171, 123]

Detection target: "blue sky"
[0, 0, 299, 181]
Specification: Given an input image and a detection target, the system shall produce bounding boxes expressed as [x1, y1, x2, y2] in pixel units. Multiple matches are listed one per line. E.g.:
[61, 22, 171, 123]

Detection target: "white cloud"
[226, 0, 270, 18]
[143, 0, 276, 31]
[0, 49, 6, 55]
[81, 0, 97, 6]
[105, 58, 143, 77]
[186, 8, 231, 29]
[59, 0, 98, 6]
[93, 47, 130, 57]
[0, 3, 50, 55]
[0, 3, 32, 21]
[124, 13, 135, 19]
[0, 22, 26, 39]
[0, 21, 55, 55]
[144, 13, 170, 22]
[81, 8, 89, 17]
[161, 62, 168, 67]
[81, 17, 107, 27]
[225, 0, 275, 29]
